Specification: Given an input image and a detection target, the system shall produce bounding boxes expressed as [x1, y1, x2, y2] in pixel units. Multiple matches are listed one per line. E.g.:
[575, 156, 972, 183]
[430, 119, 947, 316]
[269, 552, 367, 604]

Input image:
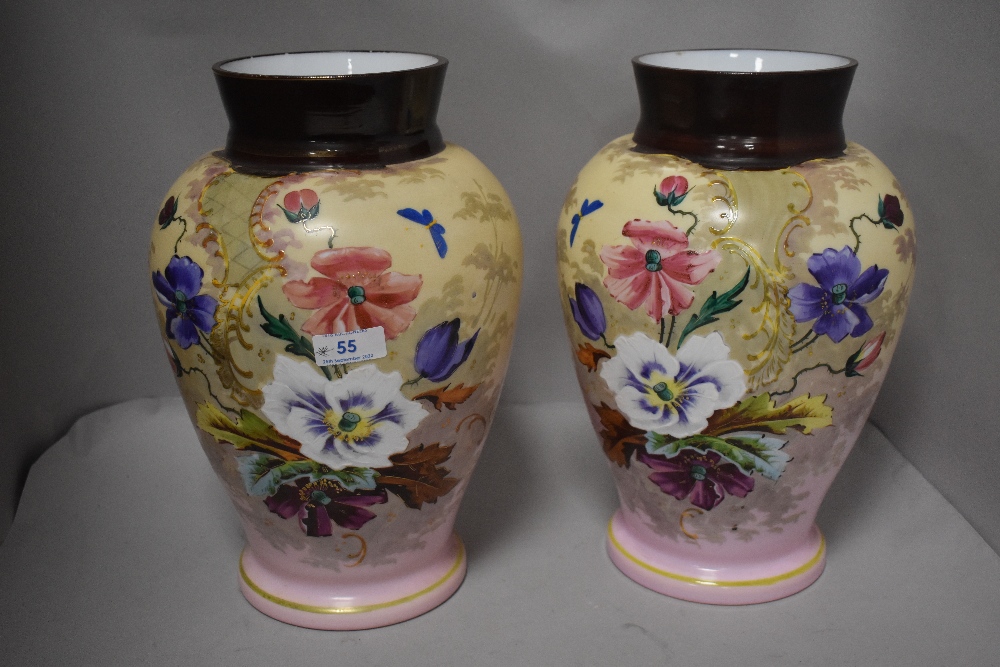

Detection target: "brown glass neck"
[213, 53, 447, 174]
[631, 55, 857, 170]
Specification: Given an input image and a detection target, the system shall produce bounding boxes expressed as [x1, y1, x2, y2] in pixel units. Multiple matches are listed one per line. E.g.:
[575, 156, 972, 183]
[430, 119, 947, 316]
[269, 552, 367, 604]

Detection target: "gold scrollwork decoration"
[775, 171, 814, 270]
[455, 413, 487, 434]
[249, 180, 287, 263]
[679, 508, 704, 540]
[196, 221, 231, 289]
[712, 238, 795, 390]
[197, 168, 234, 218]
[707, 173, 738, 236]
[341, 533, 367, 567]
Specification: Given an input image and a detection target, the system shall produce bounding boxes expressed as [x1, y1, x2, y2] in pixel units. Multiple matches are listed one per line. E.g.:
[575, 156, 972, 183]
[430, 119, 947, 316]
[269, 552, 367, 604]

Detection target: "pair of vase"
[150, 49, 914, 629]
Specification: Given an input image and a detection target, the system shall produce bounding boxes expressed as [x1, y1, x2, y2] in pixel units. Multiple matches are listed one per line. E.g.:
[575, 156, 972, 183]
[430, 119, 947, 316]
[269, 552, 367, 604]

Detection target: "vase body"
[149, 52, 522, 628]
[557, 50, 915, 604]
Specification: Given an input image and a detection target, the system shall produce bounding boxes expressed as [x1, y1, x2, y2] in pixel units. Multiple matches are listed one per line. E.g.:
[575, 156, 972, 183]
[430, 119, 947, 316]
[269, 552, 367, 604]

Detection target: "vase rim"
[631, 49, 857, 169]
[213, 50, 448, 79]
[633, 49, 856, 74]
[212, 50, 448, 172]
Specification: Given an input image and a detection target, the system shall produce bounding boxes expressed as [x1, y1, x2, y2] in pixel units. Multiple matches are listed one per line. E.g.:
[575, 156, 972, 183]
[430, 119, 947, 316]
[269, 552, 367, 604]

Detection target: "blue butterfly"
[397, 208, 447, 258]
[570, 198, 604, 247]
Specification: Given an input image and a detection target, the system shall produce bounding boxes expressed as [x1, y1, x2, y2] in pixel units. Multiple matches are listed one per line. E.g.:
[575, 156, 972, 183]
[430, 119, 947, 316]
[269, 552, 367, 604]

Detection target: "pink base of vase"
[606, 510, 825, 605]
[238, 533, 467, 630]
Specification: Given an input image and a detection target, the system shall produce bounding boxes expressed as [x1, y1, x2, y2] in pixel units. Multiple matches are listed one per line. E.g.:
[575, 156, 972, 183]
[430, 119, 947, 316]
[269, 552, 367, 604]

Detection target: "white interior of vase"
[218, 52, 440, 76]
[638, 50, 852, 73]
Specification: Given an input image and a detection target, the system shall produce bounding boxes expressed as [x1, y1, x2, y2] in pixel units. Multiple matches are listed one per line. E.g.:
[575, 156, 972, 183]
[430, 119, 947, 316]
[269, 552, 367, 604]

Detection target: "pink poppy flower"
[600, 219, 721, 320]
[282, 247, 422, 339]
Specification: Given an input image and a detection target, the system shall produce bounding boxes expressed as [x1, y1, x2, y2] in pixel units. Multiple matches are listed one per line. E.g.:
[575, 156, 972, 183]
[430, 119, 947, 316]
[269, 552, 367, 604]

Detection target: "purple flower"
[414, 319, 479, 382]
[877, 194, 904, 229]
[265, 477, 387, 536]
[569, 282, 606, 341]
[788, 246, 888, 343]
[637, 448, 754, 511]
[152, 255, 218, 349]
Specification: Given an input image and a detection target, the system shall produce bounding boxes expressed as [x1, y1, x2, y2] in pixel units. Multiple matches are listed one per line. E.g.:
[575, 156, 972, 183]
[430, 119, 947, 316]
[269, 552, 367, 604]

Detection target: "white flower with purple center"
[601, 332, 746, 439]
[262, 357, 428, 469]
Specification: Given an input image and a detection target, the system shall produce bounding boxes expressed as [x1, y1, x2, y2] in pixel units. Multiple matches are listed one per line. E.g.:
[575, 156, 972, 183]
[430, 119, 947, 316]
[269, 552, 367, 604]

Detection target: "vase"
[149, 51, 522, 629]
[557, 50, 915, 604]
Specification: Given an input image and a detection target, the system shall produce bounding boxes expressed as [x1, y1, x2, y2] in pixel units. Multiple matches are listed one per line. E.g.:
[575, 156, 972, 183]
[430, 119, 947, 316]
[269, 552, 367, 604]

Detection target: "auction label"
[313, 327, 387, 366]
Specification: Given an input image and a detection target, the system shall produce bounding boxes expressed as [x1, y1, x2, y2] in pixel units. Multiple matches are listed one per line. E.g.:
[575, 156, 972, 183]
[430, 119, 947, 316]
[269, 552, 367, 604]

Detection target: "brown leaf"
[376, 443, 459, 509]
[414, 383, 480, 411]
[594, 402, 646, 468]
[576, 343, 611, 372]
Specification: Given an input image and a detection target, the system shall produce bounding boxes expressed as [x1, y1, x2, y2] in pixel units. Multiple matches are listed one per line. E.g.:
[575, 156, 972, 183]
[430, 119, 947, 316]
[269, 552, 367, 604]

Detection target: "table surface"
[2, 397, 999, 666]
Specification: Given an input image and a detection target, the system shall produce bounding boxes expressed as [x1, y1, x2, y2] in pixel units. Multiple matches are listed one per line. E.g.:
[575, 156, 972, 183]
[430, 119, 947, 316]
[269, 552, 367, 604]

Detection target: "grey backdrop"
[1, 0, 998, 555]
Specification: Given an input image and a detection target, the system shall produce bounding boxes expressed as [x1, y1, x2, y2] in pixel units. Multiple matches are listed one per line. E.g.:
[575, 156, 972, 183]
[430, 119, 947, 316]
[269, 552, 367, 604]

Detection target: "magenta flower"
[158, 196, 178, 229]
[877, 194, 904, 229]
[637, 448, 754, 511]
[788, 246, 888, 343]
[600, 219, 721, 320]
[265, 477, 387, 536]
[654, 175, 689, 208]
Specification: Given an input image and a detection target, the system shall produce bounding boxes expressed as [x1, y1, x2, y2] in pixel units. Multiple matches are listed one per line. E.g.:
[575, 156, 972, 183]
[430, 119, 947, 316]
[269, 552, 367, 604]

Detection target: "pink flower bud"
[658, 175, 688, 197]
[851, 331, 886, 374]
[283, 191, 302, 212]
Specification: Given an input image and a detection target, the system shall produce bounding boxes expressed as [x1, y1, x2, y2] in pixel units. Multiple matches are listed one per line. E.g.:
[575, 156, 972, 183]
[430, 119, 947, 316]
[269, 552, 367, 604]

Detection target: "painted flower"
[265, 477, 387, 535]
[569, 282, 607, 341]
[637, 448, 754, 511]
[414, 319, 479, 382]
[600, 219, 721, 320]
[262, 357, 428, 469]
[845, 331, 886, 377]
[601, 332, 746, 438]
[158, 196, 178, 229]
[877, 194, 904, 229]
[278, 188, 320, 223]
[654, 175, 689, 208]
[788, 246, 888, 343]
[282, 247, 422, 338]
[152, 255, 218, 349]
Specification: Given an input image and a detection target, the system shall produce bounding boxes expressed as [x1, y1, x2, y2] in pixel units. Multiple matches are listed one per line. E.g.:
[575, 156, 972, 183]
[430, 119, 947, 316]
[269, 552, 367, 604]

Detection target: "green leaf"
[196, 403, 302, 459]
[705, 434, 789, 480]
[647, 433, 790, 480]
[279, 205, 300, 223]
[677, 268, 751, 347]
[328, 467, 379, 491]
[257, 296, 316, 361]
[645, 432, 687, 457]
[653, 186, 670, 206]
[238, 454, 320, 496]
[704, 392, 833, 437]
[308, 202, 320, 218]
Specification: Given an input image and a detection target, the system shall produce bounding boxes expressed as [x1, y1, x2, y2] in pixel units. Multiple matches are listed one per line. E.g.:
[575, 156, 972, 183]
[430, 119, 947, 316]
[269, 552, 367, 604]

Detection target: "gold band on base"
[608, 519, 825, 588]
[239, 538, 465, 615]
